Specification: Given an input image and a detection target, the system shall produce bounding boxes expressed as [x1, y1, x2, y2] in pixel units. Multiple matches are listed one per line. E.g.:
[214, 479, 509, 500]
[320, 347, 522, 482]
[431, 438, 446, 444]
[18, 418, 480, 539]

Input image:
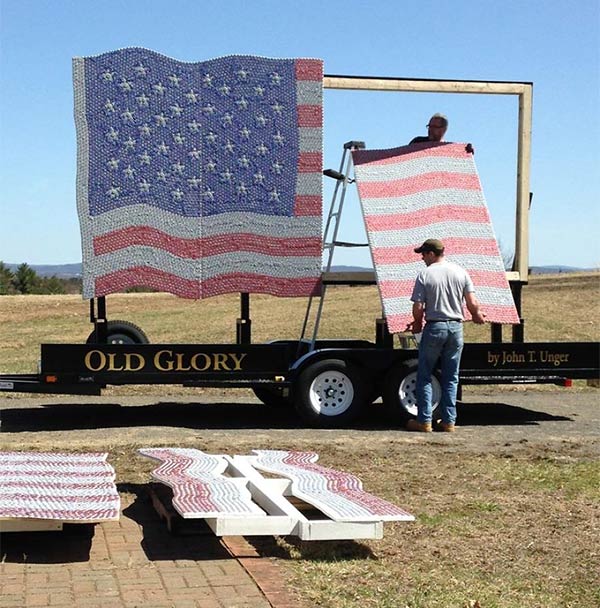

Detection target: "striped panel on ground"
[0, 452, 120, 522]
[352, 142, 519, 331]
[138, 448, 265, 518]
[251, 450, 414, 522]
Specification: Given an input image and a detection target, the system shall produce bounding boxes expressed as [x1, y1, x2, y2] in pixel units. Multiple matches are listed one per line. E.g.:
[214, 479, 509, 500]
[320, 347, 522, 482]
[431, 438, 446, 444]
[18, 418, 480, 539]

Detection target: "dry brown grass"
[1, 271, 598, 377]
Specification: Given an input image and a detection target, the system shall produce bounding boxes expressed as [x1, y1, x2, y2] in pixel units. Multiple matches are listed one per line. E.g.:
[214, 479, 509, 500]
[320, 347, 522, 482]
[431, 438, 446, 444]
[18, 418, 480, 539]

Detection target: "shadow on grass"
[247, 535, 377, 561]
[0, 398, 571, 432]
[0, 523, 94, 563]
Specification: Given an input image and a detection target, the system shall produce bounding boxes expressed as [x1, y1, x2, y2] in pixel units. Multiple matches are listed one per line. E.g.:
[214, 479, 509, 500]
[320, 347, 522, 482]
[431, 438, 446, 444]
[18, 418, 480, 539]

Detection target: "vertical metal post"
[376, 318, 394, 348]
[491, 324, 503, 343]
[92, 296, 108, 343]
[237, 292, 251, 345]
[511, 282, 525, 343]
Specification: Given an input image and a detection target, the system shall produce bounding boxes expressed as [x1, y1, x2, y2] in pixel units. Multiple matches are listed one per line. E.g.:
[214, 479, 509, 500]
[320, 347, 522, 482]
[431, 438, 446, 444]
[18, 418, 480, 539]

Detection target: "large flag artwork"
[73, 49, 323, 299]
[352, 143, 520, 332]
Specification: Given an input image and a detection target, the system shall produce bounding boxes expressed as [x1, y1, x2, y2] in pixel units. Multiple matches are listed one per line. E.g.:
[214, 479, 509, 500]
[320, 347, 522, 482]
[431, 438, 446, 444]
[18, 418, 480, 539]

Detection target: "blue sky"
[0, 0, 598, 269]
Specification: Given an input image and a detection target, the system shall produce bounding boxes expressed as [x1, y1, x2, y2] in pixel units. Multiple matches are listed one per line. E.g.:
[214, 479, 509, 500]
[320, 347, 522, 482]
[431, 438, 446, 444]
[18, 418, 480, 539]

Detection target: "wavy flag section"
[74, 49, 323, 299]
[352, 142, 520, 332]
[252, 450, 414, 521]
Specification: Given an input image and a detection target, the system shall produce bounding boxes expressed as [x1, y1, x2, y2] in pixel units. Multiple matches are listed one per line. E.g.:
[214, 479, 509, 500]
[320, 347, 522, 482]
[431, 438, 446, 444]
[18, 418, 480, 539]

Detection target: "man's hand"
[472, 310, 486, 324]
[465, 143, 475, 154]
[406, 320, 423, 334]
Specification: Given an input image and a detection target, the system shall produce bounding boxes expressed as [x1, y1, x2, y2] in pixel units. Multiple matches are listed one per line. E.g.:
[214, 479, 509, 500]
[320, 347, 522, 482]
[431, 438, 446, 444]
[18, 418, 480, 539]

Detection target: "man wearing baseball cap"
[407, 239, 486, 432]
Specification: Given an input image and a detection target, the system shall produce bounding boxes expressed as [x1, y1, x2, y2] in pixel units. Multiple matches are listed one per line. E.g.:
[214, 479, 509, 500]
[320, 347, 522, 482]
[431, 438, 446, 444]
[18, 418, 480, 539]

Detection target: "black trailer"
[1, 283, 598, 428]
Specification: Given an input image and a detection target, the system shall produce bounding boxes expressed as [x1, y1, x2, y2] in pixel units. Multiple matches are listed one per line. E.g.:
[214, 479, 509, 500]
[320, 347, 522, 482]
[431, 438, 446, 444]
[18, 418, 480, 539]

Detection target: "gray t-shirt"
[410, 260, 475, 321]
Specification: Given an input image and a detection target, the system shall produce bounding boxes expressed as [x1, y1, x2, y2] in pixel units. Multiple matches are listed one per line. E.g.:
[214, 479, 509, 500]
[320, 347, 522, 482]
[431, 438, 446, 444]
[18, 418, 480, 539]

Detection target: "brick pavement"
[0, 491, 303, 608]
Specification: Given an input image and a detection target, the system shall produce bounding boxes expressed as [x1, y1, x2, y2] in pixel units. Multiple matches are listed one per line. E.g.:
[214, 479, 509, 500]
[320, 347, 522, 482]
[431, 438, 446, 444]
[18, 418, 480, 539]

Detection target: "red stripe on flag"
[464, 304, 520, 324]
[297, 105, 323, 127]
[378, 280, 419, 298]
[357, 172, 481, 198]
[96, 268, 322, 298]
[298, 151, 322, 172]
[371, 237, 501, 264]
[467, 269, 512, 289]
[353, 143, 469, 166]
[364, 205, 491, 231]
[94, 227, 199, 258]
[202, 274, 322, 298]
[295, 59, 323, 80]
[94, 228, 321, 257]
[294, 195, 322, 216]
[96, 267, 201, 298]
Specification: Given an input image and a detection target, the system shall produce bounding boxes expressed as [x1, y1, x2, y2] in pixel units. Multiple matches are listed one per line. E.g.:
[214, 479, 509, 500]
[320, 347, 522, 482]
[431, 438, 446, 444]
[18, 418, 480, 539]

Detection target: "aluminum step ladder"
[299, 140, 370, 351]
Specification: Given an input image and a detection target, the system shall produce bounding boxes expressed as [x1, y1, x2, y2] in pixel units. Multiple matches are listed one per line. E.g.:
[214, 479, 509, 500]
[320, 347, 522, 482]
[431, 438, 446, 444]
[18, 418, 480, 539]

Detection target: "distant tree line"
[0, 262, 82, 295]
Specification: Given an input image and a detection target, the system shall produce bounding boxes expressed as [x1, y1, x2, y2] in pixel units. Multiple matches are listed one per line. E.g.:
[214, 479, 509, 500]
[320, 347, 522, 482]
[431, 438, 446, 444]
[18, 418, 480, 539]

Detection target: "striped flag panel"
[138, 448, 265, 518]
[352, 142, 520, 331]
[0, 452, 120, 522]
[252, 450, 414, 521]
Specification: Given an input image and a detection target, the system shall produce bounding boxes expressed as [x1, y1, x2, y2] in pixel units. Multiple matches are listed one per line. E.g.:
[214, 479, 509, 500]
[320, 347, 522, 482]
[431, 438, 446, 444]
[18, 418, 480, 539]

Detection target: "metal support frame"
[323, 74, 533, 283]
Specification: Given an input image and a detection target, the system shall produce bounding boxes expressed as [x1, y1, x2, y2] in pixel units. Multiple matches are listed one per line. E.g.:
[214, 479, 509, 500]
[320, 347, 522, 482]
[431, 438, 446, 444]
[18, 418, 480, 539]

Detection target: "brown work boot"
[435, 421, 456, 432]
[406, 419, 432, 432]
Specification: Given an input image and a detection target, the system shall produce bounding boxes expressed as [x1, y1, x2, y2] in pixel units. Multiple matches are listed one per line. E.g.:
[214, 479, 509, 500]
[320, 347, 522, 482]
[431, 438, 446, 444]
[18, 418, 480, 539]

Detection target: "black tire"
[293, 359, 366, 428]
[383, 358, 441, 424]
[252, 385, 289, 408]
[86, 320, 149, 345]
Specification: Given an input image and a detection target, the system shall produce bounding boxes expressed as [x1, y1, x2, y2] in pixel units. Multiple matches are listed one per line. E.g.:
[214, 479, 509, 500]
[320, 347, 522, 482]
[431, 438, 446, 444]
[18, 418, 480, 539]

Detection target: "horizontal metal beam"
[324, 75, 532, 95]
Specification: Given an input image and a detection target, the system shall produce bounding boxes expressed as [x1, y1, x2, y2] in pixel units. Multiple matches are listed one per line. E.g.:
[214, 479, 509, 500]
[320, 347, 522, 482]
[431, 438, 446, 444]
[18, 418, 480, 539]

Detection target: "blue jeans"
[416, 321, 464, 425]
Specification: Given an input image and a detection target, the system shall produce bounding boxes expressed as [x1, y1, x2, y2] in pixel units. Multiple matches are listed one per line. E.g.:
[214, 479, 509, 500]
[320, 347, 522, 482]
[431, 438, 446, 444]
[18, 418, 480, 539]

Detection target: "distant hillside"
[6, 263, 82, 278]
[3, 262, 596, 279]
[528, 265, 597, 275]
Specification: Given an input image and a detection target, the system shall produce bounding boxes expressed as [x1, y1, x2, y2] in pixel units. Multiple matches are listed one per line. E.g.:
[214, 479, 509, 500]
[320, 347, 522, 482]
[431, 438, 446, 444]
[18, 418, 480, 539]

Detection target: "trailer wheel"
[252, 385, 289, 408]
[383, 359, 441, 424]
[86, 320, 149, 345]
[294, 359, 366, 428]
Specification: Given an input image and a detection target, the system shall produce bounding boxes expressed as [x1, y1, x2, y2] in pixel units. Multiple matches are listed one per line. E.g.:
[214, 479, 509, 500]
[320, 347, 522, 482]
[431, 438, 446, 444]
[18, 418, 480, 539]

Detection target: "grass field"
[1, 272, 599, 607]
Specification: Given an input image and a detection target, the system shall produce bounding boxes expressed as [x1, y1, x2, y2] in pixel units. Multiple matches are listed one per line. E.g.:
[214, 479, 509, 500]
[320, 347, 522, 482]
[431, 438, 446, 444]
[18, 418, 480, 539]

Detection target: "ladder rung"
[333, 241, 369, 248]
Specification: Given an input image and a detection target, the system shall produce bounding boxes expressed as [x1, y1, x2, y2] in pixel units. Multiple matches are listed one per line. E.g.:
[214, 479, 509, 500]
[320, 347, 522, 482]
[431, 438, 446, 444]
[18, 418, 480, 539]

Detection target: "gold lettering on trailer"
[124, 353, 145, 371]
[175, 353, 191, 371]
[229, 353, 247, 370]
[213, 353, 231, 371]
[85, 350, 106, 372]
[106, 352, 124, 371]
[85, 350, 250, 372]
[540, 351, 570, 366]
[190, 353, 211, 371]
[154, 350, 174, 371]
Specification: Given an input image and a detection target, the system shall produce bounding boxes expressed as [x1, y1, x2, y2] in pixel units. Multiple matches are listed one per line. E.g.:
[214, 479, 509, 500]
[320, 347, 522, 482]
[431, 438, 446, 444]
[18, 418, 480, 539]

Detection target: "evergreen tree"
[0, 261, 16, 295]
[12, 263, 39, 294]
[39, 275, 67, 295]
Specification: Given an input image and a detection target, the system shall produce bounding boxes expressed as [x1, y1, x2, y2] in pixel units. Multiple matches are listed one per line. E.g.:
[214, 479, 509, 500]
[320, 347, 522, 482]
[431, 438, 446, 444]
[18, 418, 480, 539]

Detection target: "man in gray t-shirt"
[407, 239, 486, 433]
